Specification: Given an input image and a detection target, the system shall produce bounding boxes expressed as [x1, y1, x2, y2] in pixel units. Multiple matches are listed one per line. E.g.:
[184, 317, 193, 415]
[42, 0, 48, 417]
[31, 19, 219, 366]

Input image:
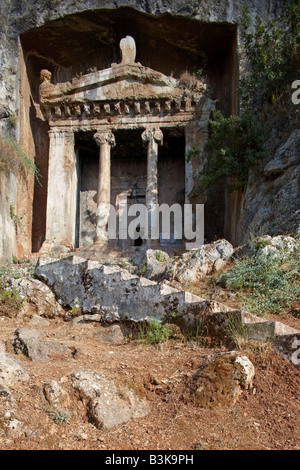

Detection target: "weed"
[216, 244, 300, 316]
[179, 70, 206, 92]
[140, 265, 146, 276]
[47, 407, 70, 425]
[0, 135, 40, 182]
[137, 318, 170, 345]
[225, 312, 249, 347]
[194, 441, 205, 450]
[10, 205, 21, 230]
[155, 250, 165, 262]
[137, 321, 147, 342]
[71, 302, 82, 317]
[0, 281, 24, 316]
[146, 318, 170, 345]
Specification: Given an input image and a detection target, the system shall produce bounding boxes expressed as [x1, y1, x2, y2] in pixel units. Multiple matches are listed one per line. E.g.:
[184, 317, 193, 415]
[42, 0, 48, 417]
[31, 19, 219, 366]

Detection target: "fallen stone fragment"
[13, 326, 70, 362]
[9, 277, 65, 319]
[174, 239, 234, 283]
[13, 326, 49, 362]
[192, 352, 255, 408]
[71, 369, 149, 429]
[94, 324, 127, 344]
[143, 249, 170, 281]
[0, 349, 30, 388]
[29, 314, 50, 326]
[43, 380, 71, 410]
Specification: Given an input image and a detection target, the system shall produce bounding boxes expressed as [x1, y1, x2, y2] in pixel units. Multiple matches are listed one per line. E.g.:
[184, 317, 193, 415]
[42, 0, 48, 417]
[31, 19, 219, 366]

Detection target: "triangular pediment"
[39, 36, 206, 125]
[40, 62, 181, 104]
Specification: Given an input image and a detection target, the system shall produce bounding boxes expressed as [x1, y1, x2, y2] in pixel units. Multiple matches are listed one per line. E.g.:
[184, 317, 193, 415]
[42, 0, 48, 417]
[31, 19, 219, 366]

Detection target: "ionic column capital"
[94, 130, 116, 148]
[141, 128, 163, 146]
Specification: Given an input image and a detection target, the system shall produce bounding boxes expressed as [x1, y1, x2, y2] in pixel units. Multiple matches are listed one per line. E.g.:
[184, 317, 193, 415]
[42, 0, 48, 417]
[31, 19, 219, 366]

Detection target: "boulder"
[143, 249, 170, 281]
[233, 235, 299, 261]
[192, 352, 255, 408]
[9, 277, 65, 319]
[175, 239, 234, 283]
[71, 369, 149, 430]
[257, 235, 299, 259]
[13, 326, 70, 362]
[35, 256, 179, 322]
[0, 349, 30, 388]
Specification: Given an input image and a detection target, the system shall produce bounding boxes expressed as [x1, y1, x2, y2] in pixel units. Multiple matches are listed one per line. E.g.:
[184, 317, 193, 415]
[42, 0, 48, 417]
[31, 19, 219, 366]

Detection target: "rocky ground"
[0, 237, 300, 451]
[0, 313, 299, 451]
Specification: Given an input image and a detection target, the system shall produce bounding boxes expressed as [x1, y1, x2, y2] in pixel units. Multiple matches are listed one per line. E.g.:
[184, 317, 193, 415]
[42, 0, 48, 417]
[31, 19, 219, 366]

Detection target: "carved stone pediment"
[39, 36, 206, 127]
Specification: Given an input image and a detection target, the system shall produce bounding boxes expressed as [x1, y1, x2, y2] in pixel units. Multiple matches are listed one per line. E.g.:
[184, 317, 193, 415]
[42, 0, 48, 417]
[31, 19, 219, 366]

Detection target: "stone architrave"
[93, 130, 116, 245]
[141, 128, 163, 245]
[43, 129, 77, 251]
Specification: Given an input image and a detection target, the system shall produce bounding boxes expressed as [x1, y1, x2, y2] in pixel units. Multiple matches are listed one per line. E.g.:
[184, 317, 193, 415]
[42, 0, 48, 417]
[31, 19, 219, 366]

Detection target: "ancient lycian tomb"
[38, 35, 216, 252]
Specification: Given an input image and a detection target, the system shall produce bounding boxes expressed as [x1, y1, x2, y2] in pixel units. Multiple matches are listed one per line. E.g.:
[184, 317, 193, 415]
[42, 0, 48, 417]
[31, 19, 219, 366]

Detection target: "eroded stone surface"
[10, 278, 65, 319]
[71, 369, 149, 429]
[192, 352, 255, 408]
[0, 350, 30, 388]
[13, 326, 70, 362]
[174, 239, 234, 283]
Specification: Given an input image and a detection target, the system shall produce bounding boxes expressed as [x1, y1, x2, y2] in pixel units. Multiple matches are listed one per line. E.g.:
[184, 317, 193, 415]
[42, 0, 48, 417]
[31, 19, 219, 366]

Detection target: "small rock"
[13, 326, 70, 362]
[13, 326, 49, 362]
[0, 353, 30, 388]
[94, 324, 127, 344]
[43, 380, 70, 409]
[143, 249, 170, 281]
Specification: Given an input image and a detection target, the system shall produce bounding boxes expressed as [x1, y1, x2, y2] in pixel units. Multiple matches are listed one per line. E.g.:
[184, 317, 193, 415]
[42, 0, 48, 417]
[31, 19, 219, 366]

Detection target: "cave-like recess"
[20, 7, 237, 252]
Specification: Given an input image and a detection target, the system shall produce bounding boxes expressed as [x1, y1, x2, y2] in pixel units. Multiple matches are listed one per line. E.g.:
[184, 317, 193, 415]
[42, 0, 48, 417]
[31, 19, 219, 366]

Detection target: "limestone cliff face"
[0, 0, 294, 260]
[234, 128, 300, 245]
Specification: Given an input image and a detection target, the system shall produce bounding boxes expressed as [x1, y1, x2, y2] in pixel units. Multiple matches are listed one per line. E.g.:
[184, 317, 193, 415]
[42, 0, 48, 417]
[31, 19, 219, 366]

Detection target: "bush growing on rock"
[216, 237, 300, 316]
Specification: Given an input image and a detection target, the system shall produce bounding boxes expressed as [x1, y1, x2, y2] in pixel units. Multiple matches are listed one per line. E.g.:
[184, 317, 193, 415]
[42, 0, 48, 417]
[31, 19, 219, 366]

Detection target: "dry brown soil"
[0, 313, 299, 451]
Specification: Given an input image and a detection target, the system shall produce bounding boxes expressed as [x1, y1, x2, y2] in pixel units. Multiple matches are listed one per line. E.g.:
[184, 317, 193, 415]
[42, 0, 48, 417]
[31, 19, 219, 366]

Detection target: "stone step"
[34, 255, 300, 368]
[274, 333, 300, 370]
[244, 320, 299, 342]
[201, 308, 300, 368]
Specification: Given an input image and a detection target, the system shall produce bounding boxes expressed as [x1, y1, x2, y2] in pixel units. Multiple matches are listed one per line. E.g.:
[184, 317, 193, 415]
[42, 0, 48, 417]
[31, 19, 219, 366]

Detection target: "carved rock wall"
[0, 0, 285, 259]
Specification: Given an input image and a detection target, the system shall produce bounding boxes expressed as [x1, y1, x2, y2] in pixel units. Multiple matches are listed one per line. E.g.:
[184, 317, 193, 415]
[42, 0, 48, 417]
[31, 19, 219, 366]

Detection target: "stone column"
[93, 130, 116, 245]
[142, 128, 163, 245]
[42, 129, 77, 253]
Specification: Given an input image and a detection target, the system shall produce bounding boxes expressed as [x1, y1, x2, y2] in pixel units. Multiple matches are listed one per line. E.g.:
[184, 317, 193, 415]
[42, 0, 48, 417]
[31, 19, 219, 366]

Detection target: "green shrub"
[0, 281, 24, 316]
[240, 1, 300, 113]
[47, 407, 71, 425]
[191, 1, 299, 196]
[146, 318, 170, 344]
[193, 111, 266, 193]
[137, 318, 170, 345]
[217, 244, 300, 316]
[0, 135, 40, 181]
